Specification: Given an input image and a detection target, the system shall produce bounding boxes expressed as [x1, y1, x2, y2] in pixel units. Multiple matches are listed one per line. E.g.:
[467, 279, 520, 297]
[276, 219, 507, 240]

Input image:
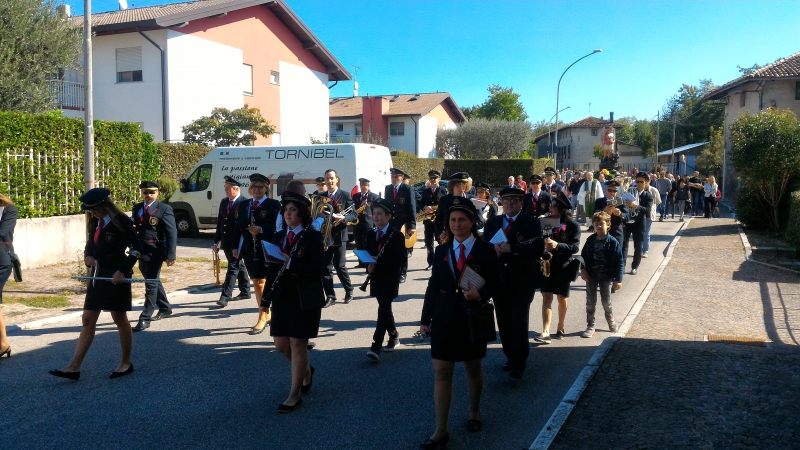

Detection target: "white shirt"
[138, 200, 156, 217]
[375, 223, 390, 237]
[283, 224, 305, 269]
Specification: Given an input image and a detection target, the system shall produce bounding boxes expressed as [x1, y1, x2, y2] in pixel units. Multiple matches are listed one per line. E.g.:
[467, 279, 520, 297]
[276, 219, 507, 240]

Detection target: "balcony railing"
[329, 133, 362, 143]
[48, 80, 85, 111]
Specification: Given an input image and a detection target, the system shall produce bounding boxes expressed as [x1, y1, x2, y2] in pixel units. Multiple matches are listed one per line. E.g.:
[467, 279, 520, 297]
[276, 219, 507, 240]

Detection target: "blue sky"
[64, 0, 800, 124]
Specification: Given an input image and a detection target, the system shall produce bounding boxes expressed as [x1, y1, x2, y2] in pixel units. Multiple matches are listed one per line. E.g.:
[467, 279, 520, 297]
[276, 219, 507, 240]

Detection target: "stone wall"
[14, 214, 87, 269]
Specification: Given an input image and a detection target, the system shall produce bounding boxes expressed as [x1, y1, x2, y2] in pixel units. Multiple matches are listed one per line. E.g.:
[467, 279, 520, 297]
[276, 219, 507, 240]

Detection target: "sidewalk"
[550, 218, 800, 449]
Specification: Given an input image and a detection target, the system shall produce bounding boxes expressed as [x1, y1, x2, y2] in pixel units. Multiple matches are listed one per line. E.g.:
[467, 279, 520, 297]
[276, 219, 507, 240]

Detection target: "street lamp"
[547, 106, 570, 162]
[554, 49, 602, 169]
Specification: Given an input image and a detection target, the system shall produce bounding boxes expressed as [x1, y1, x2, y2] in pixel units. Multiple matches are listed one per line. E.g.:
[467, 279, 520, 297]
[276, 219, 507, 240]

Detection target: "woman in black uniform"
[0, 194, 18, 358]
[50, 188, 144, 380]
[535, 192, 580, 343]
[419, 199, 500, 448]
[260, 191, 325, 413]
[475, 182, 497, 226]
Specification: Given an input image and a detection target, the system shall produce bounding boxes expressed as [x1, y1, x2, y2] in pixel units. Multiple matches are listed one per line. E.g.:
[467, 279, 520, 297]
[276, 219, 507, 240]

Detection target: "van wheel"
[175, 212, 193, 237]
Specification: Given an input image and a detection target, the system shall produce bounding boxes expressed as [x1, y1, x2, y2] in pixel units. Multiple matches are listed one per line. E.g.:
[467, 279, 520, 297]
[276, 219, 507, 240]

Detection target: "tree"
[660, 79, 724, 150]
[695, 126, 723, 173]
[730, 108, 800, 230]
[182, 104, 275, 147]
[616, 116, 656, 157]
[436, 118, 531, 159]
[737, 63, 764, 75]
[592, 143, 604, 160]
[0, 0, 82, 113]
[462, 85, 528, 121]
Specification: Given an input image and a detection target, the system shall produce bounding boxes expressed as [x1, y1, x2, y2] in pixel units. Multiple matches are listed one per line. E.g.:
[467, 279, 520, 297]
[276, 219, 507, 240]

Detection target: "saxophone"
[416, 205, 438, 222]
[310, 194, 335, 251]
[541, 224, 554, 278]
[347, 201, 369, 226]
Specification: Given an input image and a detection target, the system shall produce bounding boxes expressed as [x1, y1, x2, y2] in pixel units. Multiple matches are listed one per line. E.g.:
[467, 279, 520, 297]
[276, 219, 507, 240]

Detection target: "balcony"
[329, 133, 362, 143]
[48, 80, 85, 111]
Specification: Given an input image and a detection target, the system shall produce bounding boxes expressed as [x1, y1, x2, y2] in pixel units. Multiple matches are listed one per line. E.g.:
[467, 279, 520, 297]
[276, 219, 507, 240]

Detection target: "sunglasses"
[607, 189, 618, 192]
[531, 181, 542, 184]
[251, 184, 267, 190]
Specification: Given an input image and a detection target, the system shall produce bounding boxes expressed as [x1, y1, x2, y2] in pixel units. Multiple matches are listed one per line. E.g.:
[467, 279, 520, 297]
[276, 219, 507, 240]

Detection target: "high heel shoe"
[420, 432, 449, 449]
[0, 346, 10, 358]
[301, 365, 315, 394]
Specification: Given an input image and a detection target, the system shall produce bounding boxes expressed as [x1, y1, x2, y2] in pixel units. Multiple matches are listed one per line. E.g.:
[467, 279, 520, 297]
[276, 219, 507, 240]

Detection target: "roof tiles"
[703, 50, 800, 100]
[330, 93, 464, 121]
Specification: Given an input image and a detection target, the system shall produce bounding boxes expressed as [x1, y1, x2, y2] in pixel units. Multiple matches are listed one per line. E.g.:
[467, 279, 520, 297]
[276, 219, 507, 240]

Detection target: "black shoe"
[630, 268, 637, 275]
[216, 297, 229, 308]
[234, 292, 251, 300]
[152, 310, 172, 321]
[49, 369, 80, 381]
[501, 361, 512, 372]
[277, 397, 303, 413]
[307, 341, 317, 350]
[249, 324, 267, 335]
[467, 419, 483, 432]
[323, 297, 336, 308]
[301, 365, 315, 394]
[109, 363, 134, 379]
[132, 321, 150, 332]
[420, 432, 450, 449]
[425, 265, 432, 270]
[510, 369, 523, 379]
[343, 292, 353, 304]
[400, 274, 407, 284]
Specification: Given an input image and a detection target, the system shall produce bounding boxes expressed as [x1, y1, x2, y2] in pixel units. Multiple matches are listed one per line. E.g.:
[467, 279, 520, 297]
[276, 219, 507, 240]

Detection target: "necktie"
[456, 243, 467, 273]
[227, 200, 232, 216]
[377, 229, 384, 251]
[93, 221, 105, 245]
[141, 203, 150, 223]
[283, 230, 296, 253]
[331, 193, 339, 207]
[253, 199, 262, 210]
[394, 187, 399, 200]
[504, 216, 514, 235]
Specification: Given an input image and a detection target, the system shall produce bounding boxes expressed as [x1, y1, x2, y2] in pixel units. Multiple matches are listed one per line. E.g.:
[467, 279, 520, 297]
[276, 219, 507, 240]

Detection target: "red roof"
[532, 116, 623, 143]
[703, 50, 800, 100]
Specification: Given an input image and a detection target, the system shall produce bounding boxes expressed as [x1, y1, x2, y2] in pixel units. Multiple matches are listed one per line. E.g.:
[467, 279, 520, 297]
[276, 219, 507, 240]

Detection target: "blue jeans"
[692, 191, 704, 216]
[658, 193, 668, 219]
[643, 218, 652, 253]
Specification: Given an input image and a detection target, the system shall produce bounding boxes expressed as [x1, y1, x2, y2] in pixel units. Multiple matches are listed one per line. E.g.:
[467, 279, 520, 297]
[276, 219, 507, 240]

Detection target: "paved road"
[1, 221, 682, 450]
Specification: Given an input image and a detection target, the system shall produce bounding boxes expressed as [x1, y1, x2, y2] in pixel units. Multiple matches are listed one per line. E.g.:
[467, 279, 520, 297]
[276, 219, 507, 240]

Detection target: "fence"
[48, 80, 85, 110]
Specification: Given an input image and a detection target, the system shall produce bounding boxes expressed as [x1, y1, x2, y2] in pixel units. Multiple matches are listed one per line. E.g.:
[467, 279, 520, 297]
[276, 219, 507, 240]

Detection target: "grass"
[744, 228, 795, 249]
[178, 257, 212, 263]
[4, 295, 71, 308]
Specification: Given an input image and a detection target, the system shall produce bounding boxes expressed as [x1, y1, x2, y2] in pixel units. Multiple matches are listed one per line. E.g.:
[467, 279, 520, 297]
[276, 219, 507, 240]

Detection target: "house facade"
[328, 93, 465, 157]
[534, 114, 624, 171]
[54, 0, 350, 145]
[701, 51, 800, 199]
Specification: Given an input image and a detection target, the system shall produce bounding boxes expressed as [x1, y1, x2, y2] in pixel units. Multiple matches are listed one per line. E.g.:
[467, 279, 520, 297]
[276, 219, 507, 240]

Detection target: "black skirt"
[269, 279, 322, 339]
[430, 316, 488, 362]
[83, 266, 133, 311]
[241, 250, 269, 279]
[538, 261, 573, 297]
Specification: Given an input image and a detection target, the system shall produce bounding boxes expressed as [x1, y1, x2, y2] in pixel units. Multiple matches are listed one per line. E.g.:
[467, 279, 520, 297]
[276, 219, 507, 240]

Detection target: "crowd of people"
[0, 164, 721, 449]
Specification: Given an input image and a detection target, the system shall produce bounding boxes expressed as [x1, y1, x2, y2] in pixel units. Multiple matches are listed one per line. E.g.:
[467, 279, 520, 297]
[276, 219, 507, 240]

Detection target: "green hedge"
[391, 152, 554, 187]
[785, 191, 800, 246]
[156, 142, 211, 182]
[390, 151, 445, 182]
[0, 111, 158, 218]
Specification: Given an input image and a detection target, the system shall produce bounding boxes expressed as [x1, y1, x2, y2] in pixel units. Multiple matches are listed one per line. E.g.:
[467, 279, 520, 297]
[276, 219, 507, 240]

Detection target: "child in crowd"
[579, 211, 624, 338]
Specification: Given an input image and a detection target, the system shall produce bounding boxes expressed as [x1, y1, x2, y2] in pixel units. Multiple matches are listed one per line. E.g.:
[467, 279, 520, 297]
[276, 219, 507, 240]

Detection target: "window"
[354, 123, 362, 136]
[333, 123, 344, 132]
[795, 82, 800, 100]
[591, 128, 598, 136]
[184, 164, 212, 192]
[116, 47, 142, 83]
[243, 64, 253, 95]
[740, 92, 746, 107]
[390, 122, 404, 136]
[270, 71, 280, 85]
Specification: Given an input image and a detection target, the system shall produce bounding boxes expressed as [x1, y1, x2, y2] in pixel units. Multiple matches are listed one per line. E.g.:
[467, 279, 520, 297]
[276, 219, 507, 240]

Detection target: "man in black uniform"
[132, 181, 178, 332]
[232, 173, 281, 334]
[213, 176, 250, 308]
[593, 179, 629, 249]
[352, 178, 380, 267]
[542, 167, 562, 195]
[434, 172, 484, 240]
[322, 169, 357, 307]
[384, 168, 416, 283]
[623, 172, 654, 275]
[483, 187, 545, 379]
[419, 170, 445, 270]
[312, 177, 326, 196]
[522, 174, 552, 218]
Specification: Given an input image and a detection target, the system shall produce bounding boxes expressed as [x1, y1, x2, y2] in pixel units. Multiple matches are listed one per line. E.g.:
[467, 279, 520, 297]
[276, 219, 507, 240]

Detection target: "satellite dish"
[119, 0, 128, 10]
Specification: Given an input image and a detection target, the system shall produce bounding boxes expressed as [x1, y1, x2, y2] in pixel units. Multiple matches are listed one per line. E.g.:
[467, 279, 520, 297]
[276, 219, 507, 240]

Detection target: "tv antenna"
[352, 65, 360, 97]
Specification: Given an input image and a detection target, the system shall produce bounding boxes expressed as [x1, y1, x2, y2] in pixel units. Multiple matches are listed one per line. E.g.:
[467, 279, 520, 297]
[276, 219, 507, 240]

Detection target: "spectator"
[516, 175, 527, 193]
[598, 173, 608, 198]
[555, 173, 566, 189]
[506, 176, 516, 189]
[642, 176, 660, 258]
[674, 179, 690, 222]
[578, 171, 604, 226]
[688, 171, 704, 216]
[568, 171, 584, 216]
[579, 211, 623, 338]
[704, 176, 718, 219]
[714, 188, 722, 218]
[655, 172, 672, 221]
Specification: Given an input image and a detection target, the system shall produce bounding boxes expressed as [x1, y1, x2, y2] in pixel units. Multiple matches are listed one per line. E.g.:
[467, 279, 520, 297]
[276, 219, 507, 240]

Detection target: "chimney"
[353, 81, 359, 97]
[56, 4, 71, 17]
[609, 111, 614, 123]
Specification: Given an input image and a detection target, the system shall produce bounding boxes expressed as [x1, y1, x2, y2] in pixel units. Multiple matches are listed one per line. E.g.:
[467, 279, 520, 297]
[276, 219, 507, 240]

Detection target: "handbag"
[468, 301, 497, 343]
[0, 241, 22, 282]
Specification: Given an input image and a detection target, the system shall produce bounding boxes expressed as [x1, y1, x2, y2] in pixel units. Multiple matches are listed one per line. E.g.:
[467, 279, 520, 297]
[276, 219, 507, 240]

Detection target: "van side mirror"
[179, 179, 188, 193]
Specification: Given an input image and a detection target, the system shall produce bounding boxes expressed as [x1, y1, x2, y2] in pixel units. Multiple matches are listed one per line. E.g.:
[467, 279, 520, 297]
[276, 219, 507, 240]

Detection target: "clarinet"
[250, 200, 259, 260]
[359, 230, 395, 292]
[263, 231, 306, 304]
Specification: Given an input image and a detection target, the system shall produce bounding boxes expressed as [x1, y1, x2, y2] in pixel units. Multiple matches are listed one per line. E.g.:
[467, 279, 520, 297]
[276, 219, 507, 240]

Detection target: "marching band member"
[131, 181, 177, 332]
[420, 170, 445, 270]
[261, 191, 326, 413]
[312, 177, 326, 196]
[385, 168, 416, 283]
[593, 179, 629, 249]
[0, 194, 17, 359]
[522, 174, 552, 218]
[434, 172, 484, 241]
[321, 169, 357, 307]
[622, 172, 654, 275]
[419, 199, 500, 447]
[482, 187, 544, 379]
[213, 176, 250, 308]
[364, 198, 407, 361]
[232, 173, 281, 335]
[352, 178, 379, 256]
[475, 182, 497, 224]
[534, 192, 580, 344]
[50, 188, 144, 380]
[405, 173, 422, 264]
[542, 167, 563, 195]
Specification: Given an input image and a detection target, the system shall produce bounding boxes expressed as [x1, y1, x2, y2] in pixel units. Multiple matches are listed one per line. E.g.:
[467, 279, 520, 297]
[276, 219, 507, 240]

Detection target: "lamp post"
[83, 0, 94, 191]
[554, 49, 602, 169]
[547, 106, 571, 166]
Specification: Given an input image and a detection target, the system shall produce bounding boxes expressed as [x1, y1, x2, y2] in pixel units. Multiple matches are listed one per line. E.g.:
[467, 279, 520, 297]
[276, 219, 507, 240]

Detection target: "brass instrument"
[212, 249, 222, 286]
[541, 224, 554, 278]
[416, 205, 438, 222]
[347, 201, 369, 226]
[401, 224, 418, 249]
[310, 194, 335, 251]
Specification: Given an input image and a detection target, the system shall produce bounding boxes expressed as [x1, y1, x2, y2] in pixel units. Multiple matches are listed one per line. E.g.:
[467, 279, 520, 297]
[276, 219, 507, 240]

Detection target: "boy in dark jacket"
[579, 211, 624, 338]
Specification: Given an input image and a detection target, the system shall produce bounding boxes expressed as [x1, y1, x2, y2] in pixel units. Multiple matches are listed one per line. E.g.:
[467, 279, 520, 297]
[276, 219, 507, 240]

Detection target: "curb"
[736, 222, 800, 275]
[6, 283, 219, 334]
[529, 218, 692, 450]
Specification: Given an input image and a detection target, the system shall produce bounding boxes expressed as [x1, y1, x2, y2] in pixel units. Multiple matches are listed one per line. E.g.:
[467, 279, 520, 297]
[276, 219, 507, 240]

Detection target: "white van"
[168, 143, 393, 236]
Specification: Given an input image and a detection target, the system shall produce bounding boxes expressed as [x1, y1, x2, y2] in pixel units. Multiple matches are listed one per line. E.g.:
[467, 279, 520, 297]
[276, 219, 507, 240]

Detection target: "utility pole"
[83, 0, 95, 191]
[670, 115, 677, 174]
[654, 110, 660, 170]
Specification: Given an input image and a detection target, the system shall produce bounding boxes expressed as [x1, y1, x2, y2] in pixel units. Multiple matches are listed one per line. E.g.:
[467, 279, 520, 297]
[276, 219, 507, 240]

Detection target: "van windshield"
[186, 164, 212, 192]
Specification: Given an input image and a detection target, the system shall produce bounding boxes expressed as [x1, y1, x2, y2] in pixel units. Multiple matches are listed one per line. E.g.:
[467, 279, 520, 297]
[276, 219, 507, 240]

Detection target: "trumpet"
[212, 248, 222, 286]
[311, 194, 335, 251]
[416, 205, 438, 222]
[347, 201, 369, 226]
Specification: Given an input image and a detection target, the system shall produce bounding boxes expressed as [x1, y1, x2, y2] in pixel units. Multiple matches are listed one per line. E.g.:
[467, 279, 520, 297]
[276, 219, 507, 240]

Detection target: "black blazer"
[0, 204, 18, 266]
[482, 213, 545, 290]
[263, 227, 326, 309]
[548, 219, 581, 270]
[434, 194, 484, 237]
[542, 182, 562, 195]
[214, 195, 248, 250]
[132, 199, 178, 260]
[522, 191, 552, 218]
[364, 225, 407, 299]
[421, 238, 500, 329]
[352, 190, 380, 230]
[478, 203, 498, 224]
[85, 214, 143, 276]
[323, 189, 357, 246]
[420, 186, 446, 211]
[233, 197, 281, 255]
[384, 184, 417, 231]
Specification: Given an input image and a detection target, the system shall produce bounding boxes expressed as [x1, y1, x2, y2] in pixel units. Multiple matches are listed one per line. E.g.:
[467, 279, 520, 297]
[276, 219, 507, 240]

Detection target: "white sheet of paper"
[459, 265, 486, 291]
[621, 192, 638, 205]
[470, 198, 487, 210]
[262, 241, 287, 262]
[489, 229, 507, 244]
[353, 250, 377, 264]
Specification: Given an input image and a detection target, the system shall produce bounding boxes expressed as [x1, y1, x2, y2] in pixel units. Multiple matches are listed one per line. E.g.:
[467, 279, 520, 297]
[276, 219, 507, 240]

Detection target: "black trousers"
[138, 256, 171, 321]
[221, 247, 250, 299]
[623, 223, 645, 270]
[494, 286, 536, 371]
[372, 295, 398, 346]
[423, 220, 436, 265]
[354, 227, 367, 251]
[323, 245, 352, 297]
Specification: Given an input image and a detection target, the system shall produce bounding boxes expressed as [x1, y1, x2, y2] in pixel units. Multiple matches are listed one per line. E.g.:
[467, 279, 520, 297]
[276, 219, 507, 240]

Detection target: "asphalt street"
[1, 220, 683, 450]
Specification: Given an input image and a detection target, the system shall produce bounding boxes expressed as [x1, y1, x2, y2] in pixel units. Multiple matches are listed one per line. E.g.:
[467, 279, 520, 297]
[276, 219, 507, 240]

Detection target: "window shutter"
[116, 47, 142, 72]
